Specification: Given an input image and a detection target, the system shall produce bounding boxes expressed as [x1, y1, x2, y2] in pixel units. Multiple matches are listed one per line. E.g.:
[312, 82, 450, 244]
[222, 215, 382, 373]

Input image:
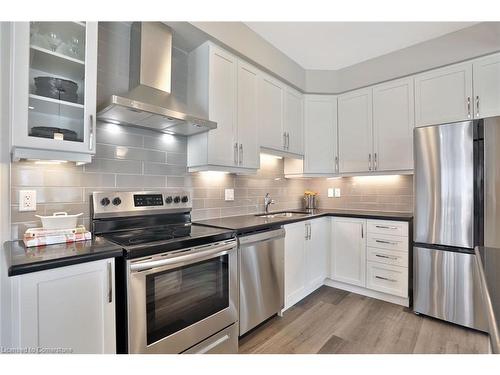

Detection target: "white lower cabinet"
[330, 217, 367, 286]
[284, 218, 329, 310]
[328, 218, 409, 305]
[284, 217, 410, 310]
[11, 259, 116, 354]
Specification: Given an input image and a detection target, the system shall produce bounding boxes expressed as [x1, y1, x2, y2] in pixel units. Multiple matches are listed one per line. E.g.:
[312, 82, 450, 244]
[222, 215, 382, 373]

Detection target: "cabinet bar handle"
[89, 114, 95, 151]
[107, 262, 113, 303]
[476, 95, 480, 117]
[234, 142, 238, 165]
[374, 153, 378, 171]
[305, 223, 309, 240]
[361, 224, 364, 238]
[335, 156, 339, 173]
[286, 133, 290, 150]
[375, 239, 398, 245]
[375, 275, 397, 282]
[368, 154, 372, 171]
[283, 132, 287, 149]
[467, 96, 471, 118]
[239, 143, 243, 165]
[375, 225, 398, 230]
[375, 254, 398, 260]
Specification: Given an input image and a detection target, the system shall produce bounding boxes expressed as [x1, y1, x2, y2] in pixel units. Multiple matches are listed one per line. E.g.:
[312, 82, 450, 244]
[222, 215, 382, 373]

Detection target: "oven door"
[127, 239, 238, 354]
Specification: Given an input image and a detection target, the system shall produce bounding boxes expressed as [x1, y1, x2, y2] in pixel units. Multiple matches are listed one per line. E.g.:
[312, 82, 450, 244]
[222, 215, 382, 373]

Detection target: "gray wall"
[307, 22, 500, 93]
[186, 22, 500, 94]
[190, 22, 306, 91]
[8, 22, 415, 240]
[0, 22, 12, 347]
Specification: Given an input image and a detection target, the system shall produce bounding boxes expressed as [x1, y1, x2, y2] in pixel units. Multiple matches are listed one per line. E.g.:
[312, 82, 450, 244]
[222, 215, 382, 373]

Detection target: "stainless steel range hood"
[97, 22, 216, 136]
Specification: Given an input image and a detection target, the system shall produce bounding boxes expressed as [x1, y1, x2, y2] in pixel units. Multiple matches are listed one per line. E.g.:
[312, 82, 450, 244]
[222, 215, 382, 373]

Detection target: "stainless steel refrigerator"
[413, 117, 500, 331]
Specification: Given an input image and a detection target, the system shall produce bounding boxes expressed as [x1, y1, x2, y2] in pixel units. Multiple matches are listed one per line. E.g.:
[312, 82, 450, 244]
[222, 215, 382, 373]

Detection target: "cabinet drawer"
[367, 247, 408, 268]
[367, 220, 408, 237]
[366, 261, 408, 298]
[367, 233, 408, 252]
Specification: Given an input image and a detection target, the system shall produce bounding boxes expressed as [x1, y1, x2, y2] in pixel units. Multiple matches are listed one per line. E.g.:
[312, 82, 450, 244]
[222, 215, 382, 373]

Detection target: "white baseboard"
[324, 279, 410, 307]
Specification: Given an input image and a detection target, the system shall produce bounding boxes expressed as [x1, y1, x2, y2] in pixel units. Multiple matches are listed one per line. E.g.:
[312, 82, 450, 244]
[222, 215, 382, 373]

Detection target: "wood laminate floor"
[238, 286, 489, 354]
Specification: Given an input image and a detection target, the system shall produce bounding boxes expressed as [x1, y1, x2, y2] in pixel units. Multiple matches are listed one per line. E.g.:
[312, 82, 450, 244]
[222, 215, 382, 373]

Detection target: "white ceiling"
[244, 22, 478, 70]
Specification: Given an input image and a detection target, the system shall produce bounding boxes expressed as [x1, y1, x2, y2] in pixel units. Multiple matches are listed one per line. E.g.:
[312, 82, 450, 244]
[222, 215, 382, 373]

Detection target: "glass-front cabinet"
[11, 22, 97, 163]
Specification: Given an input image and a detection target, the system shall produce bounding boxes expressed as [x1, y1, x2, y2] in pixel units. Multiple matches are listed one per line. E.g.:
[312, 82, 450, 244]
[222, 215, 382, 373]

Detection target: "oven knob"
[181, 196, 189, 203]
[100, 197, 110, 206]
[173, 196, 181, 203]
[112, 197, 122, 206]
[165, 196, 173, 204]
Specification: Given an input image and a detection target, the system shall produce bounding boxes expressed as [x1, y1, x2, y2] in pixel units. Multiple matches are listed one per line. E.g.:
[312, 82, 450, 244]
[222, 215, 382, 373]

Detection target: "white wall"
[0, 21, 12, 348]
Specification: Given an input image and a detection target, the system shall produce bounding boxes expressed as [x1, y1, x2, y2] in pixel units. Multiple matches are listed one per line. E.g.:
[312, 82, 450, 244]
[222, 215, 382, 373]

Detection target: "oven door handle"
[129, 242, 235, 273]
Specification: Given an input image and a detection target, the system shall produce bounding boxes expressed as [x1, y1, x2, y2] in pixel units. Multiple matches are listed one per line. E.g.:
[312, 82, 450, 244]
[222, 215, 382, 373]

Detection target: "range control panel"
[92, 190, 192, 218]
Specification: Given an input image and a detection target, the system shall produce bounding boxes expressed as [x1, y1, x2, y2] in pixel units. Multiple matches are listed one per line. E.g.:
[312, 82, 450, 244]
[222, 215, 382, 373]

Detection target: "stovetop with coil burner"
[91, 190, 236, 259]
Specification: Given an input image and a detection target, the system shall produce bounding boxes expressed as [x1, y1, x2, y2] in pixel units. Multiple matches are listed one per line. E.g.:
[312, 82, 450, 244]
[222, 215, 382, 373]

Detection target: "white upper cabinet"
[304, 95, 338, 174]
[331, 217, 367, 287]
[258, 73, 285, 152]
[372, 77, 415, 172]
[187, 42, 258, 173]
[414, 62, 473, 127]
[236, 60, 260, 169]
[284, 87, 304, 155]
[473, 53, 500, 119]
[338, 88, 373, 173]
[11, 22, 98, 163]
[207, 45, 237, 167]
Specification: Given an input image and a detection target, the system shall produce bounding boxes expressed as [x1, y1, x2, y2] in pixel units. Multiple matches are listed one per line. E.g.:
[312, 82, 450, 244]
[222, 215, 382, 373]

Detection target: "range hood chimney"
[97, 22, 216, 136]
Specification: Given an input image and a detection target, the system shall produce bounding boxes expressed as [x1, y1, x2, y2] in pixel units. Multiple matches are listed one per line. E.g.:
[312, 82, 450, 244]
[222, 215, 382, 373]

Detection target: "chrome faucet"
[264, 193, 275, 214]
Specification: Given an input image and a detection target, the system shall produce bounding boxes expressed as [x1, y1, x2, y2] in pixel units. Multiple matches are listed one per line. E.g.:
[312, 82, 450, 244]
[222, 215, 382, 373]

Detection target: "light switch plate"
[224, 188, 234, 201]
[19, 190, 37, 212]
[334, 188, 341, 198]
[327, 188, 334, 198]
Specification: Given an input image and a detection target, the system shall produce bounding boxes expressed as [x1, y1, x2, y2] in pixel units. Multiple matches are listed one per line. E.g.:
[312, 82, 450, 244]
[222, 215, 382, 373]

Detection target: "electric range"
[91, 190, 238, 354]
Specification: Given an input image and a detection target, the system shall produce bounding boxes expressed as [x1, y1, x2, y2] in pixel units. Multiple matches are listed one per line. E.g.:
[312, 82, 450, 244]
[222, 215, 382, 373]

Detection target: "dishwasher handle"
[239, 228, 285, 246]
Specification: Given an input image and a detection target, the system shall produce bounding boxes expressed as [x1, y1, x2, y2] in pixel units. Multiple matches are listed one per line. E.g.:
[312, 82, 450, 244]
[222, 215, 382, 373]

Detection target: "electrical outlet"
[334, 188, 341, 198]
[327, 188, 334, 198]
[19, 190, 37, 212]
[224, 188, 234, 201]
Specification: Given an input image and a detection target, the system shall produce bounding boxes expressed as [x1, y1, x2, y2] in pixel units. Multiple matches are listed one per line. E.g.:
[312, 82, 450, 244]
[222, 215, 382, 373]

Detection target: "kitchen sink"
[255, 211, 310, 219]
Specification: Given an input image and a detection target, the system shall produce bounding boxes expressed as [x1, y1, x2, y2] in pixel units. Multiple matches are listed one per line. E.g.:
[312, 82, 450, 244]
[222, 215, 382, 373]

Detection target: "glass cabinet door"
[27, 22, 87, 143]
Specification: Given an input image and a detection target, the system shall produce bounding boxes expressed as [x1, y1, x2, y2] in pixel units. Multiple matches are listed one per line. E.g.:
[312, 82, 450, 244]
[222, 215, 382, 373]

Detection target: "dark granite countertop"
[475, 246, 500, 354]
[195, 209, 413, 234]
[4, 236, 124, 277]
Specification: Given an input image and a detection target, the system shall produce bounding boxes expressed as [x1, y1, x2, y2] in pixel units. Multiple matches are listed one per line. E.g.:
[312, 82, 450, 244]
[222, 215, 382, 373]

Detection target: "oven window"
[146, 254, 229, 345]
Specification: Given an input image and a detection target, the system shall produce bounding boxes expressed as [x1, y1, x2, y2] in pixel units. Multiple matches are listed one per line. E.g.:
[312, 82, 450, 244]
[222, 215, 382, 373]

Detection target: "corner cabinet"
[10, 22, 98, 164]
[338, 88, 373, 174]
[283, 218, 329, 310]
[11, 259, 116, 354]
[187, 42, 259, 173]
[259, 73, 304, 157]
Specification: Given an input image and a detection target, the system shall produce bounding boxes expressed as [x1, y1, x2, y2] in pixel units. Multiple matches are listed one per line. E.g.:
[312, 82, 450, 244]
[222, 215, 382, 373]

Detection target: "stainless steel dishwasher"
[238, 227, 285, 335]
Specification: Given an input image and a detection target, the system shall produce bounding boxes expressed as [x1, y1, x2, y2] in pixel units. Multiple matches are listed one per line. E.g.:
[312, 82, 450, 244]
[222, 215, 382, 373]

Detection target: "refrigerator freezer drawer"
[413, 246, 488, 332]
